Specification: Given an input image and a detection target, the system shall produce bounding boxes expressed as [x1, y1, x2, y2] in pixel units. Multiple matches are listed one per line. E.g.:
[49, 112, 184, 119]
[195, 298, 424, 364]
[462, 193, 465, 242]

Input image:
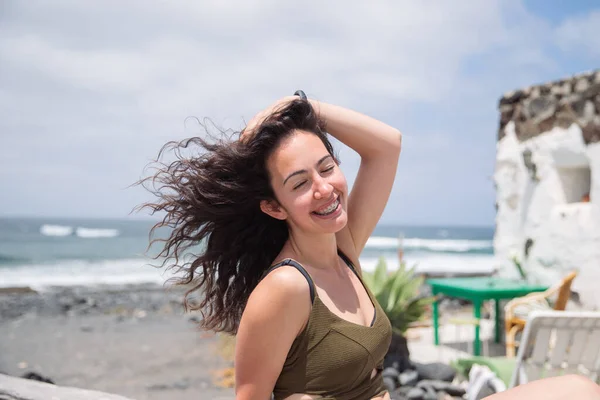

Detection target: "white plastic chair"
[509, 310, 600, 388]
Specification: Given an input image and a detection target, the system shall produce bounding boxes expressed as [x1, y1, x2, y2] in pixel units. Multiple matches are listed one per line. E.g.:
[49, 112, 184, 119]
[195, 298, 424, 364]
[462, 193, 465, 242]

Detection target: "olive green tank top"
[263, 250, 393, 400]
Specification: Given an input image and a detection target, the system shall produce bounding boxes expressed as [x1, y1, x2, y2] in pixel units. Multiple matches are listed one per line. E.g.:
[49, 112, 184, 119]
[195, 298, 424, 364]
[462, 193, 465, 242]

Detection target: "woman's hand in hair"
[240, 96, 300, 142]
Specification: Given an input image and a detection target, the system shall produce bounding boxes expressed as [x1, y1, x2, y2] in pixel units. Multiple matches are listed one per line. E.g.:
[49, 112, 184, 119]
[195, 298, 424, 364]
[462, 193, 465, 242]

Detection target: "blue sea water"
[0, 217, 498, 289]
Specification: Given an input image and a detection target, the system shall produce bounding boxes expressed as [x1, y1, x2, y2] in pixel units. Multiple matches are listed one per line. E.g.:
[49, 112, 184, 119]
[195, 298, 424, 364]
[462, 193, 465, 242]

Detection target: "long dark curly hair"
[137, 99, 337, 334]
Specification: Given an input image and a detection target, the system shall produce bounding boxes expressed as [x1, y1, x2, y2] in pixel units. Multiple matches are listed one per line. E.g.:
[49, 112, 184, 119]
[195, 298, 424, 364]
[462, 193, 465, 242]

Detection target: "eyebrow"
[283, 155, 332, 186]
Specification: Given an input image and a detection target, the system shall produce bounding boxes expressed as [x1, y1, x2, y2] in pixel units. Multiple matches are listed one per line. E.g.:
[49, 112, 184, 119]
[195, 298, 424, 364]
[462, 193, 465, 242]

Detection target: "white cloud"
[0, 0, 574, 223]
[556, 10, 600, 59]
[0, 1, 539, 105]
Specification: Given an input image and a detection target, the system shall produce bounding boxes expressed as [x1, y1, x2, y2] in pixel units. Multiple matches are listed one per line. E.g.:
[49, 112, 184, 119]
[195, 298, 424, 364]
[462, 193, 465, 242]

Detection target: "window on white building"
[557, 166, 591, 203]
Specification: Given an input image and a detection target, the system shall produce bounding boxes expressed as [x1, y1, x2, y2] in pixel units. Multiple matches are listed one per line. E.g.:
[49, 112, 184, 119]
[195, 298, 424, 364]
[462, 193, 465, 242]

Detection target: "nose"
[313, 176, 333, 200]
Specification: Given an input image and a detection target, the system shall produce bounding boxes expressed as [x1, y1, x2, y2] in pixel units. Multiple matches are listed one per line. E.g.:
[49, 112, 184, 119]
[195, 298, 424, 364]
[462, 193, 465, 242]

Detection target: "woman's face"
[263, 130, 348, 235]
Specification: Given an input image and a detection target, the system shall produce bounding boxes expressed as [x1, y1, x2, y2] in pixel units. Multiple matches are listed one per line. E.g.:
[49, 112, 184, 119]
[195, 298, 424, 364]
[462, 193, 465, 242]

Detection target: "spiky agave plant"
[362, 257, 436, 335]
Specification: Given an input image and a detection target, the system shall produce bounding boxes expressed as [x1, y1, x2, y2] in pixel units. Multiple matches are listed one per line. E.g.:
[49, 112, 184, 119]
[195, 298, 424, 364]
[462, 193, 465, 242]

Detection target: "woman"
[142, 92, 401, 399]
[140, 93, 600, 400]
[234, 94, 401, 400]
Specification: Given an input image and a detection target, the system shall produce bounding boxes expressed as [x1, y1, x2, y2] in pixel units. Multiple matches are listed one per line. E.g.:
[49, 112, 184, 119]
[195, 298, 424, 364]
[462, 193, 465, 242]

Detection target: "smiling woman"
[138, 93, 402, 400]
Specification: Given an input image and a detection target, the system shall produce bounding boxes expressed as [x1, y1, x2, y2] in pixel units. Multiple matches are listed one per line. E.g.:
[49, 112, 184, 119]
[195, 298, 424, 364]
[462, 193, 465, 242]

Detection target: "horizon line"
[0, 214, 495, 229]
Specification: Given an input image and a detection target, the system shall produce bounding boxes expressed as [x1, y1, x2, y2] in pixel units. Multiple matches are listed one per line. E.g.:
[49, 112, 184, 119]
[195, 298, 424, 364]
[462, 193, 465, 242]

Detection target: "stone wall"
[494, 70, 600, 309]
[498, 70, 600, 144]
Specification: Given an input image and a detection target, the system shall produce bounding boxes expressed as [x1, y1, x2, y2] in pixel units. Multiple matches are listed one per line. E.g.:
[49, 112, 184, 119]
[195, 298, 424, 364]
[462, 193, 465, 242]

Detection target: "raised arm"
[310, 100, 402, 255]
[234, 268, 311, 400]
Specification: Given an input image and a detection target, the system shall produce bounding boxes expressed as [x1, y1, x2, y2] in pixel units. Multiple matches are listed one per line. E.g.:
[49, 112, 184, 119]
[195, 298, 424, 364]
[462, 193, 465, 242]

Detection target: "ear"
[260, 199, 288, 220]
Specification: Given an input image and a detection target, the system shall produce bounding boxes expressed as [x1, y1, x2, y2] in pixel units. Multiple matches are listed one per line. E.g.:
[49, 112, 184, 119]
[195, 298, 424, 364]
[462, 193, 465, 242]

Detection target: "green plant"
[362, 257, 436, 335]
[510, 254, 528, 280]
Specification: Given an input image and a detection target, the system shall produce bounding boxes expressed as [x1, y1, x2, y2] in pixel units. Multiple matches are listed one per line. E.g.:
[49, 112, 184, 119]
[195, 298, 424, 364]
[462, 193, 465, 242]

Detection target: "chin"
[310, 208, 348, 234]
[331, 215, 348, 234]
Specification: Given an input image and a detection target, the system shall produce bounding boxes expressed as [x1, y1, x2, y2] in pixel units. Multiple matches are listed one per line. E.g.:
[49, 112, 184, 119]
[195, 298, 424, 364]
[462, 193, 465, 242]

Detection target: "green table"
[426, 277, 548, 356]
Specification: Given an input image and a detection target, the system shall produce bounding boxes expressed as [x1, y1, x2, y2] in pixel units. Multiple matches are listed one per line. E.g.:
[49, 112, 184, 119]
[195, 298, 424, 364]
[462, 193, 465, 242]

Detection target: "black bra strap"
[265, 251, 356, 305]
[265, 259, 315, 303]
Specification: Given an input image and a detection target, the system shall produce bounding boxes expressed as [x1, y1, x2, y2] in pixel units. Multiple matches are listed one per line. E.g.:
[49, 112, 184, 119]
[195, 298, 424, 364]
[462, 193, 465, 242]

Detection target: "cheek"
[283, 193, 320, 225]
[334, 170, 348, 193]
[276, 190, 312, 217]
[291, 192, 316, 215]
[333, 171, 349, 209]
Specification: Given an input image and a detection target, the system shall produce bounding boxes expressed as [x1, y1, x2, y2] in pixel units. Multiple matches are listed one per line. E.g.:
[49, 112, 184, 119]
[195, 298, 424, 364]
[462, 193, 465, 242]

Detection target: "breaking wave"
[39, 225, 119, 238]
[40, 224, 73, 237]
[365, 236, 493, 253]
[75, 228, 120, 238]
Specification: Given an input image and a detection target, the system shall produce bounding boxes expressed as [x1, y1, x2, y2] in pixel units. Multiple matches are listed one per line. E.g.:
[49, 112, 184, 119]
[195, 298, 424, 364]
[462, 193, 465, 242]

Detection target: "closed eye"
[293, 181, 307, 190]
[322, 166, 334, 174]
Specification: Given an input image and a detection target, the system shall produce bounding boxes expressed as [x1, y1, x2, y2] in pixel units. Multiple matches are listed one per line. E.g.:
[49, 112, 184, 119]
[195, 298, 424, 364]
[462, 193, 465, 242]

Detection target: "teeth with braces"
[315, 199, 339, 215]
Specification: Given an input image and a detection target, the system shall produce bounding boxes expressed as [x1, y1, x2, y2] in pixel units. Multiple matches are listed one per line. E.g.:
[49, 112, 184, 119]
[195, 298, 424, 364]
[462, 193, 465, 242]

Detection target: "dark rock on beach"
[399, 369, 419, 387]
[382, 332, 462, 400]
[0, 283, 187, 321]
[413, 362, 457, 382]
[416, 380, 465, 397]
[384, 332, 412, 372]
[20, 371, 55, 384]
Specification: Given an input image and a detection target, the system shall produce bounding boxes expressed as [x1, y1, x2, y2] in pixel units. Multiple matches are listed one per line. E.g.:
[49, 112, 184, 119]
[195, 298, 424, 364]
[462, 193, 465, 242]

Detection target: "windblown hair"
[137, 99, 336, 334]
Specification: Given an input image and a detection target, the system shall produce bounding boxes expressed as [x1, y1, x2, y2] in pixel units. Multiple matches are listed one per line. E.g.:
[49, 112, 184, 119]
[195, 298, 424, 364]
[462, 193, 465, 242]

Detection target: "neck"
[284, 227, 339, 270]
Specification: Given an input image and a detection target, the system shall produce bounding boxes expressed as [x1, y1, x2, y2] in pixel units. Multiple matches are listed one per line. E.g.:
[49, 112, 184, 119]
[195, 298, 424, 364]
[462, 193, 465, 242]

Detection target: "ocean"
[0, 217, 498, 289]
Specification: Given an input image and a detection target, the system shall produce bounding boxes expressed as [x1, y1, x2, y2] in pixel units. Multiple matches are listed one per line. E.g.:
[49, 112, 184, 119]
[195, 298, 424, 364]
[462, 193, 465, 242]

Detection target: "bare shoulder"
[235, 265, 314, 399]
[257, 265, 312, 300]
[243, 265, 312, 328]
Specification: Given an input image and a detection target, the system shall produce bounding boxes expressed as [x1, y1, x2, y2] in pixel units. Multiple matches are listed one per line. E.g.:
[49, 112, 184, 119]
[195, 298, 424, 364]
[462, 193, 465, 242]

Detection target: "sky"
[0, 1, 599, 226]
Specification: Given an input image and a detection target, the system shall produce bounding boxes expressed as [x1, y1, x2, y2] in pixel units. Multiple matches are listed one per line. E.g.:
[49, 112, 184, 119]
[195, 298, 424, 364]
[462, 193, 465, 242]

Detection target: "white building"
[494, 70, 600, 309]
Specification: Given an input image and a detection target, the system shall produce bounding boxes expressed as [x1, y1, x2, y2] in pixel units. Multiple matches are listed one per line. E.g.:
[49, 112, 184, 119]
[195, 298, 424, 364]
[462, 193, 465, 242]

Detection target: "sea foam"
[366, 236, 493, 253]
[40, 224, 73, 237]
[75, 227, 120, 238]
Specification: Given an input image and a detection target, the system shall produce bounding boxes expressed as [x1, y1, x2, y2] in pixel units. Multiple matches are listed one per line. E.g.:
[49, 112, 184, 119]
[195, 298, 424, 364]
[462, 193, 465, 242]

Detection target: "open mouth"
[312, 197, 340, 216]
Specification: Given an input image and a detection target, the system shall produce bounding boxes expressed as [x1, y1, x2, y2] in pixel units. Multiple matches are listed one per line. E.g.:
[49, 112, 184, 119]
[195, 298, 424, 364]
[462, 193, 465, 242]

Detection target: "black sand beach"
[0, 284, 235, 399]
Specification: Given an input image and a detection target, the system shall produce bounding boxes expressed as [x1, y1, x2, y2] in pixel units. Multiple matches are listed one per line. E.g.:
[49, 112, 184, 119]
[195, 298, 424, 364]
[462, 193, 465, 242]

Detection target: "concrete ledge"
[0, 374, 133, 400]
